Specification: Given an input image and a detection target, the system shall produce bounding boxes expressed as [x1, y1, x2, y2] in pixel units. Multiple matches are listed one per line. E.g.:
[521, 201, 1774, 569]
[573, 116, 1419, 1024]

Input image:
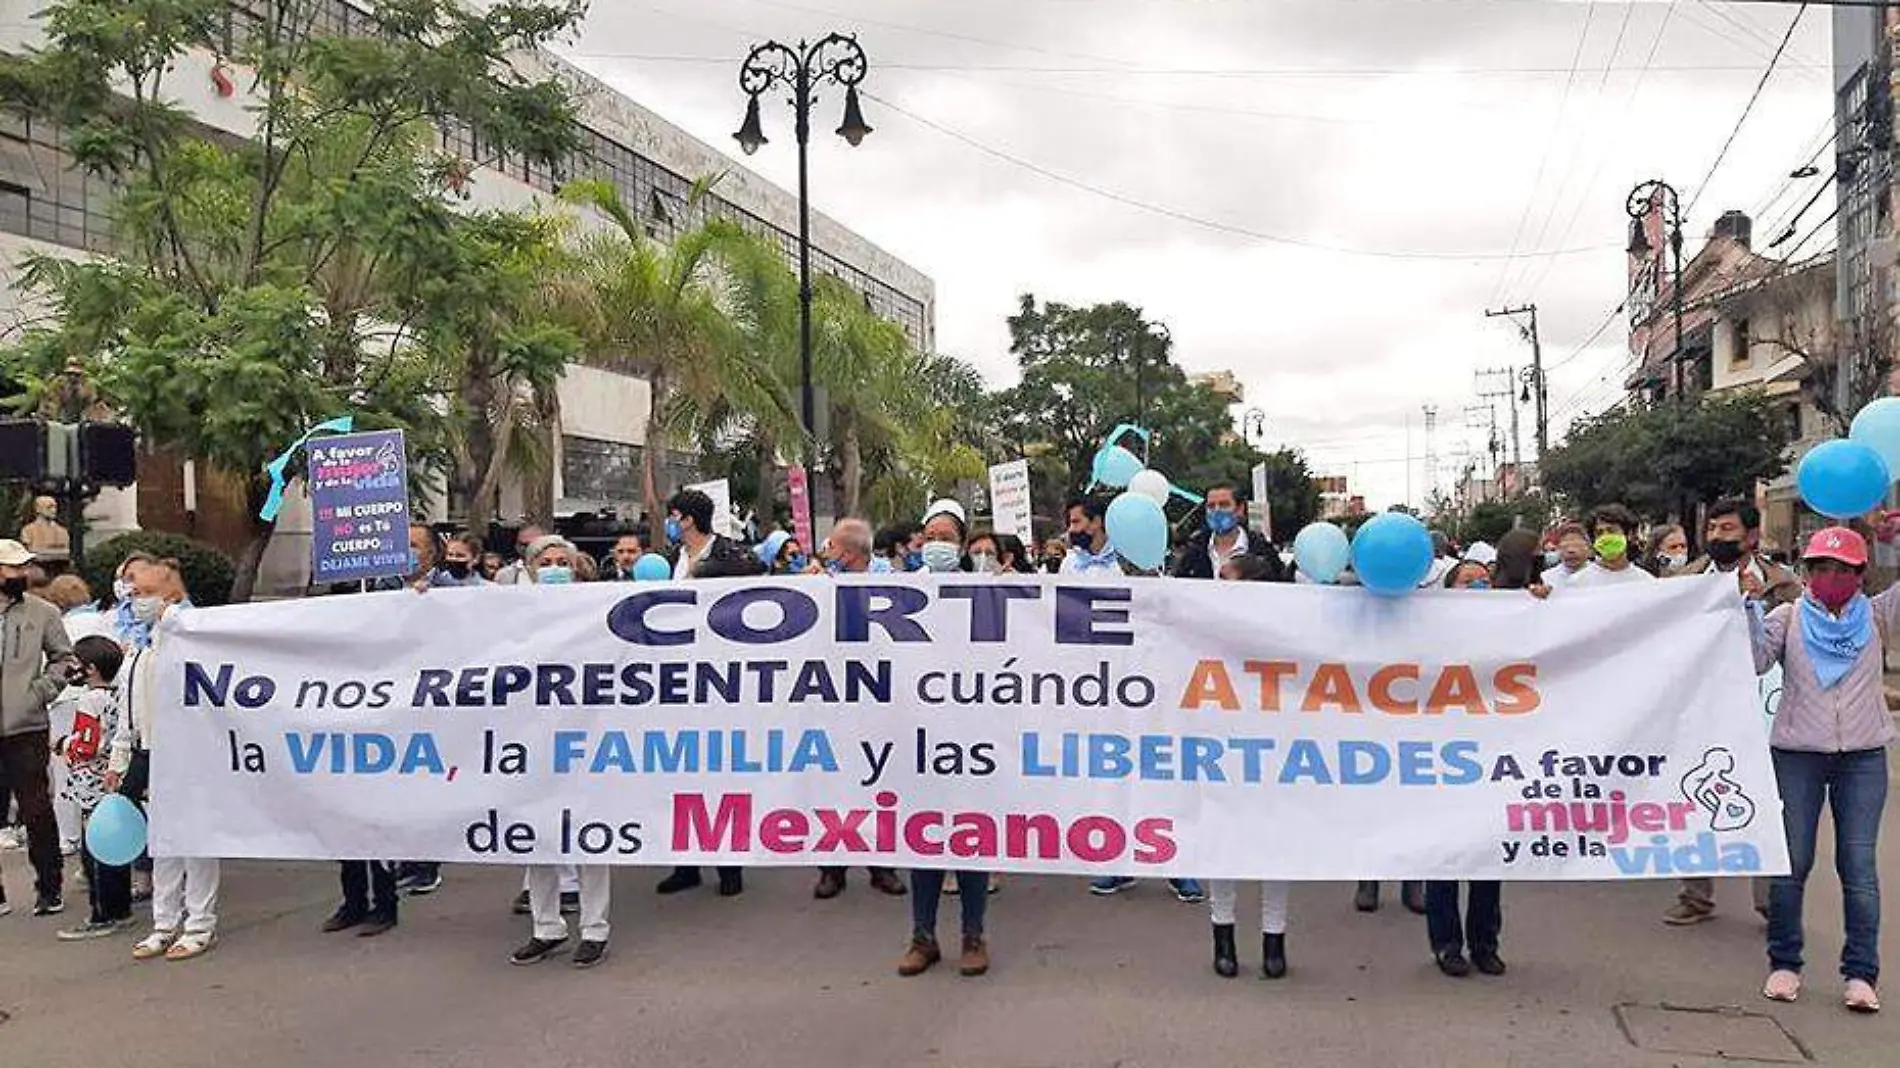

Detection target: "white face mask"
[1661, 551, 1688, 572]
[921, 541, 962, 574]
[130, 596, 166, 624]
[970, 551, 999, 574]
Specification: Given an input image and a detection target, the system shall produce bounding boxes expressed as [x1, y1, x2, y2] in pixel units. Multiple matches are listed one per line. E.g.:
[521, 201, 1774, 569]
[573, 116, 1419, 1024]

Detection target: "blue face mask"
[664, 517, 683, 544]
[1207, 509, 1239, 535]
[903, 550, 924, 572]
[538, 565, 573, 585]
[408, 550, 421, 573]
[788, 554, 808, 572]
[1470, 579, 1490, 590]
[824, 559, 844, 576]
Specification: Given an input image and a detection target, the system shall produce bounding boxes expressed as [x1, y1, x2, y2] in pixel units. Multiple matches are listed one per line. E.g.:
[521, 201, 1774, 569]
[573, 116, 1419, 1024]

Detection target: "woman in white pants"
[1210, 880, 1289, 979]
[105, 561, 219, 961]
[506, 538, 610, 969]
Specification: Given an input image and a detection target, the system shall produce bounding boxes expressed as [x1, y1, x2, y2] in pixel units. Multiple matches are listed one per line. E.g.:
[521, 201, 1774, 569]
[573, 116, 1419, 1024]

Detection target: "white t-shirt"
[1541, 563, 1587, 589]
[673, 538, 713, 580]
[1565, 561, 1655, 588]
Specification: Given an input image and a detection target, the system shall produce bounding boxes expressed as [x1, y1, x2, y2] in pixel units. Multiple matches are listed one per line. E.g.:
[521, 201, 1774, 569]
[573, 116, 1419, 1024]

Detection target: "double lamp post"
[732, 33, 872, 536]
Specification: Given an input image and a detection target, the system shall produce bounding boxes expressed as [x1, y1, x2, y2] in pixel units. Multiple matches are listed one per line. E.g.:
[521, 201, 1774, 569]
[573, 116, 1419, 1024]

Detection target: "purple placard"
[308, 429, 410, 584]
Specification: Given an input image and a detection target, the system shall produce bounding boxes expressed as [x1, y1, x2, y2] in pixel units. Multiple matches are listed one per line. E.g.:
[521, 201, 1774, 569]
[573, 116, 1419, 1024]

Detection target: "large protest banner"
[150, 574, 1788, 880]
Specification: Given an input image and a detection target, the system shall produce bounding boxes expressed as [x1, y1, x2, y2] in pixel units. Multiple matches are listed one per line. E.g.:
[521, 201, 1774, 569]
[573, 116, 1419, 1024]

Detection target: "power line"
[1685, 2, 1807, 215]
[1488, 1, 1597, 307]
[863, 90, 1618, 261]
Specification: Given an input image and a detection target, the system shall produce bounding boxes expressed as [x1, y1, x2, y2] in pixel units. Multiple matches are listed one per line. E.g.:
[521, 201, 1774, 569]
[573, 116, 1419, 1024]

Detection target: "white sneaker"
[0, 899, 11, 917]
[0, 828, 24, 851]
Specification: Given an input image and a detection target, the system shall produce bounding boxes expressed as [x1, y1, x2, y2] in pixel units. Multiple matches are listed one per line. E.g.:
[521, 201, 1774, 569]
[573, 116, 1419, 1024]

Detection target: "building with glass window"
[0, 0, 935, 590]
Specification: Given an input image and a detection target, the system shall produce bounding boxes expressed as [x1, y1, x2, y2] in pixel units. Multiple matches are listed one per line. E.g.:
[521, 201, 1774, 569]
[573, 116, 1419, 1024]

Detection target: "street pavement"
[4, 768, 1900, 1068]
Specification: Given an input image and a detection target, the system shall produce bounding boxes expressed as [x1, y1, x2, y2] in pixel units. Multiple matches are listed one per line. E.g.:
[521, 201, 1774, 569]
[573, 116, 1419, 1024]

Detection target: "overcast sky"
[557, 0, 1835, 509]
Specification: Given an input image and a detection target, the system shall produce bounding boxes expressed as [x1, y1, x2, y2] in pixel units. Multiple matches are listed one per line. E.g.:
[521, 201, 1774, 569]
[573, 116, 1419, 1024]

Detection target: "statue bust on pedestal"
[19, 496, 69, 561]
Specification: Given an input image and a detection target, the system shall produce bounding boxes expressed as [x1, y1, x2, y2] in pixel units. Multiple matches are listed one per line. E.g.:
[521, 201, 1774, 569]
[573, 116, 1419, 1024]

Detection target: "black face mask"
[1044, 558, 1063, 574]
[443, 560, 472, 579]
[1707, 539, 1746, 566]
[1068, 529, 1094, 551]
[1, 575, 24, 601]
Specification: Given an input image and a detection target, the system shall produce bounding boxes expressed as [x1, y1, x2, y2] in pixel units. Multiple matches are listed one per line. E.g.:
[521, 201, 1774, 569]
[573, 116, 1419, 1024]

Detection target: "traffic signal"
[0, 418, 137, 485]
[79, 422, 136, 486]
[0, 418, 45, 481]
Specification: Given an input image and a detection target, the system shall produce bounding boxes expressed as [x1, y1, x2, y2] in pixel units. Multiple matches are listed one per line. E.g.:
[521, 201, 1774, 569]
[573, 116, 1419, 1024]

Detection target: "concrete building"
[0, 0, 935, 593]
[1625, 208, 1779, 400]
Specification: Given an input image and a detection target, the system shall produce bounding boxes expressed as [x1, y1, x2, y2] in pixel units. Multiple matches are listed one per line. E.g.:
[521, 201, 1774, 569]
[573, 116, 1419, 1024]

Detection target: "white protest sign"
[988, 460, 1032, 543]
[686, 478, 739, 539]
[151, 575, 1786, 881]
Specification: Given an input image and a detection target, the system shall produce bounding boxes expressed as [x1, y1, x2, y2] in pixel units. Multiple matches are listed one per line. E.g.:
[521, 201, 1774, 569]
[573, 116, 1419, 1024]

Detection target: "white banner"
[150, 574, 1788, 880]
[988, 460, 1032, 544]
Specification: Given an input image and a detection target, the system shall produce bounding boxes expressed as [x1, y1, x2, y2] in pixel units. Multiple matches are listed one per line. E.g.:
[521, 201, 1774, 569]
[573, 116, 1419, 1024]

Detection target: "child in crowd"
[54, 636, 132, 940]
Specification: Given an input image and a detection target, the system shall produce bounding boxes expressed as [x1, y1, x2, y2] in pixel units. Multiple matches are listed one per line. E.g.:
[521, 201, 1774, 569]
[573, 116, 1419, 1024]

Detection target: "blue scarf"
[1799, 593, 1874, 690]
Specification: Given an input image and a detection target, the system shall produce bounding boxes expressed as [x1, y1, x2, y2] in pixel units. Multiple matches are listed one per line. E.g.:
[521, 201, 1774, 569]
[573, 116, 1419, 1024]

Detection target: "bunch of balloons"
[1292, 511, 1433, 597]
[1797, 397, 1900, 519]
[1088, 424, 1203, 571]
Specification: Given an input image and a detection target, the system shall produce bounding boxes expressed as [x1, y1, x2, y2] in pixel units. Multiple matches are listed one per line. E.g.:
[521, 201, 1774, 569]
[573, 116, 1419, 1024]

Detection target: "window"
[1730, 318, 1750, 368]
[1786, 402, 1803, 442]
[561, 436, 642, 505]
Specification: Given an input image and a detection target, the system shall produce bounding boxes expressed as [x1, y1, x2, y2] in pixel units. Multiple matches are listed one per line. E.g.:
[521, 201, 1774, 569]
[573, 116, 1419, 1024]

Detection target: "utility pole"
[1463, 404, 1498, 498]
[1421, 405, 1438, 506]
[1486, 304, 1548, 465]
[1475, 368, 1521, 493]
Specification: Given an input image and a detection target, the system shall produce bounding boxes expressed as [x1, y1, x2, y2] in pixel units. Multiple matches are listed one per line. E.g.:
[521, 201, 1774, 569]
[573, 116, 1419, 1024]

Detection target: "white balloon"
[1127, 468, 1171, 505]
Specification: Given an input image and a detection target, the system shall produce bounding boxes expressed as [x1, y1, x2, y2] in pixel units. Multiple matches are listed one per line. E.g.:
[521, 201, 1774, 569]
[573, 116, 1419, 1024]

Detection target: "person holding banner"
[898, 500, 993, 977]
[1565, 505, 1653, 588]
[1750, 527, 1893, 1013]
[1424, 529, 1542, 978]
[812, 517, 910, 902]
[1174, 483, 1284, 582]
[509, 535, 610, 968]
[1665, 498, 1796, 928]
[1198, 553, 1291, 980]
[1060, 495, 1131, 577]
[426, 533, 489, 589]
[105, 559, 219, 961]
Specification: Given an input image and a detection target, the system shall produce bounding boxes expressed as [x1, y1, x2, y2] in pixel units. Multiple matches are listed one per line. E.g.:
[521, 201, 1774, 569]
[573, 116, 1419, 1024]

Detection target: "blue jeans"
[1768, 747, 1887, 984]
[909, 870, 987, 940]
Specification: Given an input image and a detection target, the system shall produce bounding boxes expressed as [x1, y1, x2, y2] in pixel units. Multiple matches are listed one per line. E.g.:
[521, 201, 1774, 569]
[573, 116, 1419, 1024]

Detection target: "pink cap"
[1803, 526, 1869, 568]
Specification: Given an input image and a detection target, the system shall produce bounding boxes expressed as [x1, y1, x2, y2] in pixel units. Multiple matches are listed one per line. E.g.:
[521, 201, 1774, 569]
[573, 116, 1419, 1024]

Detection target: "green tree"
[0, 0, 586, 599]
[552, 178, 794, 526]
[1541, 391, 1794, 518]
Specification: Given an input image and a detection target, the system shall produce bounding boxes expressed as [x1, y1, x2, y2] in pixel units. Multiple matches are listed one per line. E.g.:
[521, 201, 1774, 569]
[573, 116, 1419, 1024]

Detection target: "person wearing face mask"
[0, 539, 75, 918]
[753, 530, 808, 576]
[965, 532, 1005, 575]
[426, 533, 489, 589]
[1540, 523, 1593, 589]
[991, 533, 1034, 574]
[1642, 524, 1690, 578]
[1750, 527, 1895, 1013]
[1059, 494, 1134, 575]
[104, 559, 219, 959]
[1173, 483, 1285, 581]
[1563, 504, 1653, 588]
[893, 499, 996, 979]
[1664, 498, 1799, 928]
[1041, 537, 1068, 574]
[808, 517, 911, 902]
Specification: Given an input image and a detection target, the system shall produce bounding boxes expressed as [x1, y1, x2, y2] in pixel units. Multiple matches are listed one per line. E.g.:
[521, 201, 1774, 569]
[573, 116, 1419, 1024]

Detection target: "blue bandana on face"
[1207, 509, 1239, 535]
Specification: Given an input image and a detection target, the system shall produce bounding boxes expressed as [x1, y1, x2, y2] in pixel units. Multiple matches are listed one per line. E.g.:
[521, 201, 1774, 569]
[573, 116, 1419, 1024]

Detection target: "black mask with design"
[1, 575, 25, 601]
[1707, 539, 1745, 566]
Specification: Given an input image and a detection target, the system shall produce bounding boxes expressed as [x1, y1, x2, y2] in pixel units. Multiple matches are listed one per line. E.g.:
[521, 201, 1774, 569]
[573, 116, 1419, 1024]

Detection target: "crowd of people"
[0, 485, 1889, 1012]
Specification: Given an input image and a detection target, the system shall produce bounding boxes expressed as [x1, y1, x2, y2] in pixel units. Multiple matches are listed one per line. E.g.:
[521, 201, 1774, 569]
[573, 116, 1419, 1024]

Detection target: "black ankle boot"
[1211, 922, 1238, 978]
[1262, 933, 1287, 979]
[1354, 881, 1380, 913]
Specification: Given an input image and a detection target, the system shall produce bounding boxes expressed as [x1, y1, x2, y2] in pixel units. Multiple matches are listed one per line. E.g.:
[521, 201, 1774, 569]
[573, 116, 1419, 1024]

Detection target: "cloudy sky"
[557, 0, 1836, 508]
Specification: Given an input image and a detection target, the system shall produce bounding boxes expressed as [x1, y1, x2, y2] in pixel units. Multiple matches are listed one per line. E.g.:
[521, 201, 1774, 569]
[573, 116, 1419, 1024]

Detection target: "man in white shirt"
[1540, 523, 1591, 588]
[1565, 504, 1654, 588]
[1059, 494, 1126, 575]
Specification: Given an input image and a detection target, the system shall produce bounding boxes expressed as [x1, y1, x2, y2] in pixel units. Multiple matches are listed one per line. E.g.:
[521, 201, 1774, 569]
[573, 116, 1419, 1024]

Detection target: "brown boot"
[813, 869, 846, 900]
[897, 936, 941, 977]
[959, 934, 989, 977]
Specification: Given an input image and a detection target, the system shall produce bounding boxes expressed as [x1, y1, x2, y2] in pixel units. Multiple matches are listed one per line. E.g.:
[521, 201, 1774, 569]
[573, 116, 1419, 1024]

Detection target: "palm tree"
[551, 179, 793, 525]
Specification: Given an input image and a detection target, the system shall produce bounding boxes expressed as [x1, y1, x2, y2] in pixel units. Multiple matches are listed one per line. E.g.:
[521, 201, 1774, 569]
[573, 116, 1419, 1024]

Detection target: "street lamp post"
[733, 34, 872, 534]
[1128, 321, 1168, 463]
[1625, 178, 1686, 401]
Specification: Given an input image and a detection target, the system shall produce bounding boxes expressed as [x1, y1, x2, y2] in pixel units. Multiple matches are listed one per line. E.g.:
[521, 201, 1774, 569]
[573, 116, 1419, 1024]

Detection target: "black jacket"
[1172, 527, 1286, 582]
[682, 534, 765, 579]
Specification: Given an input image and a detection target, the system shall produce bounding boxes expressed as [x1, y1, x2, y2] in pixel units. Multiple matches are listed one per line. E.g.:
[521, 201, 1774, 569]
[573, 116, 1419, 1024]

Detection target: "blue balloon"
[1850, 397, 1900, 480]
[1350, 512, 1433, 596]
[1797, 439, 1892, 519]
[85, 794, 147, 867]
[1292, 522, 1351, 583]
[1105, 491, 1169, 570]
[632, 553, 672, 582]
[1092, 445, 1144, 490]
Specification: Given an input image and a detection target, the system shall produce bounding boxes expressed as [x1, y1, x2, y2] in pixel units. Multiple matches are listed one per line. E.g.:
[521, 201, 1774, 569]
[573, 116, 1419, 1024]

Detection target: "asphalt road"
[3, 788, 1899, 1067]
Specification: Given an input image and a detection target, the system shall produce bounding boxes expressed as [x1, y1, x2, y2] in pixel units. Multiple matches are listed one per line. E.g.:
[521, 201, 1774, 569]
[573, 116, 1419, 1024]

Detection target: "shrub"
[81, 531, 237, 608]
